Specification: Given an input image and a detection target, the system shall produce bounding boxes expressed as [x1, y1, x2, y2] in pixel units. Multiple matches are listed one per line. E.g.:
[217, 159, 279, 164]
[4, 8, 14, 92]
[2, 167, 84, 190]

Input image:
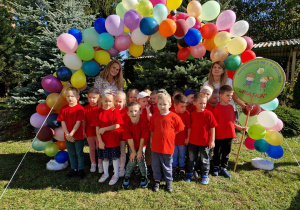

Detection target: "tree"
[85, 0, 118, 18]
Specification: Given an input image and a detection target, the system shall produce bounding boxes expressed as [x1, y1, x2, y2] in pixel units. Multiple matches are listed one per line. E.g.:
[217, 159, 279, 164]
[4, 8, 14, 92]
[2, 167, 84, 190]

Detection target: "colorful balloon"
[116, 2, 128, 19]
[153, 3, 168, 24]
[131, 28, 149, 45]
[129, 43, 144, 57]
[266, 145, 284, 159]
[166, 0, 182, 10]
[68, 28, 82, 44]
[210, 46, 228, 62]
[115, 35, 132, 51]
[137, 0, 153, 16]
[230, 20, 249, 37]
[177, 47, 190, 61]
[54, 126, 65, 141]
[243, 36, 254, 50]
[63, 53, 82, 70]
[248, 124, 266, 140]
[94, 18, 107, 34]
[225, 55, 242, 71]
[56, 140, 67, 150]
[97, 32, 114, 50]
[106, 45, 120, 57]
[82, 28, 99, 47]
[71, 69, 86, 88]
[186, 17, 196, 28]
[56, 67, 72, 81]
[199, 0, 220, 21]
[37, 126, 54, 142]
[184, 29, 201, 46]
[244, 136, 255, 150]
[266, 119, 283, 132]
[47, 113, 61, 128]
[82, 61, 100, 77]
[190, 43, 206, 58]
[159, 19, 177, 37]
[123, 0, 139, 10]
[46, 93, 66, 111]
[150, 31, 167, 50]
[30, 113, 47, 128]
[214, 31, 231, 47]
[57, 33, 78, 54]
[55, 151, 69, 163]
[187, 0, 202, 18]
[140, 17, 159, 35]
[105, 15, 124, 36]
[41, 75, 63, 93]
[216, 10, 236, 31]
[94, 50, 111, 65]
[45, 143, 59, 157]
[76, 43, 95, 61]
[32, 138, 52, 151]
[254, 139, 269, 153]
[36, 103, 51, 116]
[257, 111, 278, 128]
[203, 38, 216, 51]
[242, 104, 261, 116]
[200, 23, 217, 39]
[265, 130, 283, 146]
[239, 113, 258, 127]
[241, 50, 256, 63]
[261, 98, 279, 111]
[174, 19, 189, 37]
[124, 10, 141, 30]
[227, 37, 247, 55]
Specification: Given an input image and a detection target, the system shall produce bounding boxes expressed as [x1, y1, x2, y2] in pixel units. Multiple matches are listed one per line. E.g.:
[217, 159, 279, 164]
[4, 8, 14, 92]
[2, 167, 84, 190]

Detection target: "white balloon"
[122, 0, 139, 10]
[230, 20, 249, 37]
[186, 17, 196, 28]
[131, 28, 148, 45]
[257, 111, 278, 128]
[54, 126, 65, 141]
[63, 53, 82, 70]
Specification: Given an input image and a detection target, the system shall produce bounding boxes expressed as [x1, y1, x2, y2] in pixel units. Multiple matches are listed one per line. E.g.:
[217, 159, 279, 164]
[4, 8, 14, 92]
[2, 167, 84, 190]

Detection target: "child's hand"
[137, 150, 143, 161]
[184, 138, 189, 145]
[84, 132, 87, 138]
[246, 104, 253, 112]
[145, 104, 151, 112]
[98, 128, 106, 135]
[99, 141, 105, 150]
[241, 126, 247, 131]
[66, 134, 72, 141]
[210, 141, 215, 149]
[129, 151, 136, 162]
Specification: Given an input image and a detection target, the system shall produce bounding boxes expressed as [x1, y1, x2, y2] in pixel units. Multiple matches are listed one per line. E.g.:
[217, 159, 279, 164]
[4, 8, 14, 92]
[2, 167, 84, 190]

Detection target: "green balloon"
[45, 143, 59, 157]
[188, 54, 195, 60]
[76, 43, 95, 61]
[150, 32, 166, 50]
[199, 0, 221, 21]
[225, 55, 241, 71]
[248, 124, 266, 140]
[82, 28, 99, 47]
[239, 113, 258, 127]
[116, 2, 128, 19]
[32, 138, 52, 151]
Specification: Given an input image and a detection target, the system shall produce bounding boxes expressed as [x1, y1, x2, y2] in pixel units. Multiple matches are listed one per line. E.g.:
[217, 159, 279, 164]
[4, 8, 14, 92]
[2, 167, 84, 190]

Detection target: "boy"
[122, 102, 149, 189]
[170, 90, 183, 110]
[57, 87, 85, 179]
[185, 93, 218, 184]
[149, 93, 185, 193]
[207, 89, 219, 112]
[170, 94, 190, 178]
[150, 90, 159, 115]
[184, 89, 196, 113]
[213, 85, 246, 178]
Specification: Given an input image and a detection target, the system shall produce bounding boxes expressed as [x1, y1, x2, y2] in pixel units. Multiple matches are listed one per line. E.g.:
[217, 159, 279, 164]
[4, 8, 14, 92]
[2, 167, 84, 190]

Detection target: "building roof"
[122, 55, 155, 61]
[253, 39, 300, 49]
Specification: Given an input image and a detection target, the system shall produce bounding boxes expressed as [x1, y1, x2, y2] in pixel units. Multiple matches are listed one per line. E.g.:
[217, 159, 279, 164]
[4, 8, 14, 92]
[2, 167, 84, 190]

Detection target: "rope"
[283, 137, 300, 167]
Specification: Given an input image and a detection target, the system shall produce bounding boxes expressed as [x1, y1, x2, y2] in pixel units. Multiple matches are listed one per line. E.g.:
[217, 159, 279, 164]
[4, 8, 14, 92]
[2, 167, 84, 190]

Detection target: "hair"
[260, 76, 274, 81]
[66, 87, 79, 96]
[88, 88, 100, 95]
[246, 73, 256, 78]
[127, 89, 139, 97]
[143, 89, 151, 96]
[219, 85, 233, 94]
[193, 92, 207, 102]
[99, 60, 123, 89]
[115, 91, 126, 99]
[173, 90, 183, 97]
[212, 89, 219, 95]
[157, 92, 171, 104]
[100, 89, 115, 99]
[150, 90, 157, 96]
[174, 93, 188, 105]
[208, 61, 228, 88]
[127, 101, 141, 110]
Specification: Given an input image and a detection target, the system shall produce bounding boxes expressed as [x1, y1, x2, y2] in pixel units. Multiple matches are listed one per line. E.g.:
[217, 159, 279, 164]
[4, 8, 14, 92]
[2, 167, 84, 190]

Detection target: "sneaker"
[77, 169, 85, 179]
[119, 167, 125, 177]
[201, 176, 209, 185]
[90, 163, 96, 173]
[153, 181, 160, 192]
[213, 166, 219, 176]
[193, 170, 199, 178]
[147, 166, 152, 176]
[98, 173, 109, 183]
[98, 163, 104, 173]
[140, 176, 149, 188]
[66, 169, 77, 178]
[165, 181, 173, 193]
[109, 175, 119, 185]
[220, 167, 231, 178]
[179, 168, 186, 179]
[184, 173, 193, 182]
[122, 176, 130, 189]
[134, 167, 141, 176]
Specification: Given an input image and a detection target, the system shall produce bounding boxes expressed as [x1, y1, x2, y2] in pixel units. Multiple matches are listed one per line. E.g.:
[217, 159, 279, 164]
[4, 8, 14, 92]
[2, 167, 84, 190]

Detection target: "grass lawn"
[0, 138, 299, 209]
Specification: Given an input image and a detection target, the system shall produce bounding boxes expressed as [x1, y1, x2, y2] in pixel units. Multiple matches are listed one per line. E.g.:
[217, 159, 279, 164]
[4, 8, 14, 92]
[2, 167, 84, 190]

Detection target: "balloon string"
[283, 137, 300, 167]
[0, 92, 62, 200]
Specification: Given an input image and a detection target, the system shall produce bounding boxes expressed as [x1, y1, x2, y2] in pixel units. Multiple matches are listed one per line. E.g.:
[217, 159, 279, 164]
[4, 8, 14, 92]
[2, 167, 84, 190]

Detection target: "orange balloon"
[203, 38, 216, 51]
[53, 109, 60, 114]
[159, 19, 177, 37]
[56, 141, 67, 150]
[46, 93, 65, 110]
[177, 43, 183, 49]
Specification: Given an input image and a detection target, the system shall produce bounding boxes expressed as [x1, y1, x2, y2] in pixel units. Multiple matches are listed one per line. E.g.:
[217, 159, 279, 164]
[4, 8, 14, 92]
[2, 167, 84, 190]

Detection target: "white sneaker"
[90, 163, 96, 173]
[119, 167, 125, 177]
[109, 175, 119, 185]
[98, 163, 104, 173]
[98, 173, 109, 183]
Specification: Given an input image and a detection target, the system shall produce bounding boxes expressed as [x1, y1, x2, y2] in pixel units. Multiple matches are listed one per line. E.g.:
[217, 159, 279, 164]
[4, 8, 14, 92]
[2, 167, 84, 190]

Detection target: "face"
[110, 63, 120, 78]
[208, 94, 219, 105]
[157, 99, 171, 114]
[138, 97, 149, 109]
[128, 105, 141, 122]
[88, 93, 99, 106]
[66, 90, 79, 106]
[201, 89, 212, 100]
[219, 91, 233, 104]
[114, 95, 126, 110]
[150, 95, 157, 105]
[212, 63, 225, 77]
[128, 93, 137, 103]
[186, 94, 194, 104]
[260, 77, 267, 83]
[193, 97, 207, 111]
[101, 94, 114, 109]
[174, 102, 187, 114]
[246, 76, 255, 81]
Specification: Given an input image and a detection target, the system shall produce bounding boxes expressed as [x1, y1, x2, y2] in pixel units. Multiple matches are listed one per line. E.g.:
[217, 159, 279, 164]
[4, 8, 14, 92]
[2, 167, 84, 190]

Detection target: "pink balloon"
[106, 45, 120, 57]
[42, 75, 63, 93]
[216, 10, 236, 31]
[30, 113, 48, 128]
[54, 126, 65, 141]
[115, 35, 132, 51]
[243, 36, 254, 50]
[177, 13, 189, 20]
[190, 43, 206, 58]
[266, 119, 284, 131]
[220, 28, 231, 32]
[57, 33, 78, 54]
[150, 0, 166, 7]
[244, 137, 255, 150]
[192, 18, 201, 30]
[105, 15, 125, 36]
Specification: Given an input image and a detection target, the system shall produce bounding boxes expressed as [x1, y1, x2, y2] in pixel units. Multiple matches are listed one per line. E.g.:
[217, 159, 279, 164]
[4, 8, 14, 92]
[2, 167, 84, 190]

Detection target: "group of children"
[57, 82, 245, 193]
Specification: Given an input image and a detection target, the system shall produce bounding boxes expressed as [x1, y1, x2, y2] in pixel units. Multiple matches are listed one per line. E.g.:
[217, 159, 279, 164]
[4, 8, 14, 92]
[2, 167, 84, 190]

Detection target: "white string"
[283, 137, 300, 167]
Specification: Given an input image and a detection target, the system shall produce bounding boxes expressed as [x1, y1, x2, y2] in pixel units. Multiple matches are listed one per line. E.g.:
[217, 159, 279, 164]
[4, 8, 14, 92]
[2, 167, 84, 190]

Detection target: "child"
[83, 88, 102, 173]
[143, 89, 152, 96]
[213, 85, 246, 178]
[114, 91, 129, 177]
[122, 102, 150, 189]
[92, 90, 123, 185]
[170, 90, 183, 110]
[200, 85, 214, 113]
[184, 89, 196, 113]
[170, 93, 190, 178]
[185, 93, 218, 184]
[149, 93, 185, 193]
[127, 89, 139, 103]
[57, 87, 85, 179]
[150, 90, 158, 114]
[207, 89, 219, 111]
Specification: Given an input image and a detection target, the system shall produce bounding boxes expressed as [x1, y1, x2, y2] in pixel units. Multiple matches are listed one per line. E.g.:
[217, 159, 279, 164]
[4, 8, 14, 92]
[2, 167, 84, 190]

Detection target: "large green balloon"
[76, 43, 95, 61]
[32, 138, 52, 151]
[116, 2, 128, 19]
[45, 143, 59, 157]
[225, 55, 241, 71]
[239, 113, 258, 127]
[199, 0, 221, 21]
[150, 32, 167, 50]
[248, 124, 266, 140]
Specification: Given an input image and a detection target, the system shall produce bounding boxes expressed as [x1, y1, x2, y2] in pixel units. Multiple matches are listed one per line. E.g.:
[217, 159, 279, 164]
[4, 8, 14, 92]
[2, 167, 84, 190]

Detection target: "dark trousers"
[151, 151, 173, 182]
[213, 138, 233, 169]
[187, 143, 210, 176]
[65, 140, 85, 170]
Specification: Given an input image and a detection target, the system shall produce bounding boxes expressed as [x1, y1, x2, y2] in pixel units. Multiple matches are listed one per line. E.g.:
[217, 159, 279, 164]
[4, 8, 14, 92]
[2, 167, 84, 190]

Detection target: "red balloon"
[176, 13, 189, 20]
[167, 14, 176, 21]
[192, 18, 201, 30]
[244, 137, 255, 150]
[227, 70, 236, 79]
[36, 103, 51, 116]
[37, 126, 54, 142]
[200, 23, 218, 39]
[93, 46, 103, 51]
[242, 104, 261, 116]
[241, 50, 256, 63]
[174, 19, 189, 37]
[177, 48, 190, 61]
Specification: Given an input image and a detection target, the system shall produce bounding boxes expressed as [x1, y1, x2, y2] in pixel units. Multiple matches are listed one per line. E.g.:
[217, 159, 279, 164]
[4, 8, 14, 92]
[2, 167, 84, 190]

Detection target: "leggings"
[87, 136, 102, 164]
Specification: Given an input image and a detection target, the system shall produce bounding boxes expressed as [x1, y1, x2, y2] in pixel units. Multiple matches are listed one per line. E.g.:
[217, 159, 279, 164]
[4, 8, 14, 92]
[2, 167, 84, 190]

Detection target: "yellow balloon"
[124, 26, 130, 33]
[265, 130, 283, 146]
[53, 72, 57, 77]
[62, 84, 72, 98]
[214, 31, 231, 47]
[71, 69, 86, 88]
[46, 93, 65, 110]
[129, 43, 143, 57]
[94, 50, 111, 65]
[227, 37, 247, 55]
[167, 0, 182, 10]
[187, 1, 202, 18]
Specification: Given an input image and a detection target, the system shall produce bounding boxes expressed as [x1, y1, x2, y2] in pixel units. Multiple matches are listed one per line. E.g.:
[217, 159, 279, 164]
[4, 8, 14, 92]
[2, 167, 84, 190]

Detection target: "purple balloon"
[243, 36, 254, 50]
[30, 113, 48, 128]
[115, 35, 132, 51]
[105, 15, 124, 36]
[124, 10, 141, 30]
[41, 75, 63, 93]
[106, 45, 120, 57]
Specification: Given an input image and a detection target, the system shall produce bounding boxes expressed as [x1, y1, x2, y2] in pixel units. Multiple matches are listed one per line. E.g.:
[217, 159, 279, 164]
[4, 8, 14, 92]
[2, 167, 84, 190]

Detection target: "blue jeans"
[172, 145, 187, 168]
[187, 143, 210, 176]
[65, 140, 85, 170]
[151, 151, 173, 182]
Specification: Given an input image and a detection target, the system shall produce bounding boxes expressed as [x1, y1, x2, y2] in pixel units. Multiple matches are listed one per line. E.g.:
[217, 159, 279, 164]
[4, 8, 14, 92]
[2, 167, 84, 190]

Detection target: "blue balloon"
[68, 28, 82, 44]
[55, 151, 69, 163]
[140, 17, 159, 36]
[97, 32, 114, 50]
[267, 145, 284, 159]
[82, 61, 100, 77]
[184, 28, 202, 46]
[56, 67, 72, 81]
[44, 90, 51, 96]
[46, 113, 61, 128]
[94, 18, 107, 34]
[261, 98, 279, 111]
[254, 139, 269, 153]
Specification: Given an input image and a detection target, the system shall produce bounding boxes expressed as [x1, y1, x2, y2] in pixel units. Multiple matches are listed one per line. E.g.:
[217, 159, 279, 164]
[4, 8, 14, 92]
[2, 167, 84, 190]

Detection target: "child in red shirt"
[127, 89, 139, 103]
[170, 93, 190, 178]
[184, 89, 196, 113]
[185, 93, 218, 184]
[83, 88, 101, 174]
[122, 102, 150, 189]
[207, 89, 219, 112]
[170, 90, 183, 110]
[213, 85, 245, 178]
[150, 90, 159, 114]
[57, 87, 85, 179]
[92, 90, 123, 185]
[200, 85, 214, 113]
[149, 93, 185, 193]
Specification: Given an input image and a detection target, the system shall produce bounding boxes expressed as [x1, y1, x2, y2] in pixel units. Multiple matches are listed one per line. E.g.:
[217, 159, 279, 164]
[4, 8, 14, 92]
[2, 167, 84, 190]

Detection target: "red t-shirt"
[189, 109, 218, 146]
[214, 103, 236, 139]
[149, 112, 185, 154]
[140, 108, 150, 121]
[91, 108, 123, 147]
[206, 103, 214, 113]
[187, 104, 196, 114]
[57, 104, 85, 140]
[123, 117, 149, 150]
[84, 104, 99, 137]
[170, 101, 174, 110]
[170, 109, 191, 145]
[118, 107, 130, 141]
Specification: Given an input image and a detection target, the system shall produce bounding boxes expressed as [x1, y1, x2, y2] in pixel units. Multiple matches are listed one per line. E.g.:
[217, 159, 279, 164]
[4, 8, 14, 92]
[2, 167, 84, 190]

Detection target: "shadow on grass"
[289, 189, 300, 210]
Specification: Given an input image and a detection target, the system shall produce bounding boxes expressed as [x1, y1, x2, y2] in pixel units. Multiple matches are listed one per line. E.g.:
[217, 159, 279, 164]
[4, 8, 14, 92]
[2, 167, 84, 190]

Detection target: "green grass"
[0, 138, 300, 209]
